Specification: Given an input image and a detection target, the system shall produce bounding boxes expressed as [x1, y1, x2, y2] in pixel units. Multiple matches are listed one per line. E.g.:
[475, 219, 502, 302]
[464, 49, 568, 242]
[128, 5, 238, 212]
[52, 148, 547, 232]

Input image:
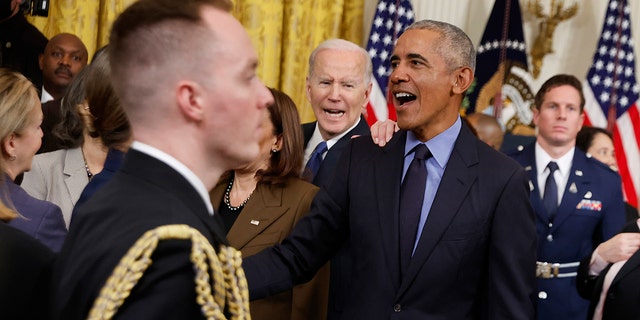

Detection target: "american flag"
[583, 0, 640, 207]
[364, 0, 414, 126]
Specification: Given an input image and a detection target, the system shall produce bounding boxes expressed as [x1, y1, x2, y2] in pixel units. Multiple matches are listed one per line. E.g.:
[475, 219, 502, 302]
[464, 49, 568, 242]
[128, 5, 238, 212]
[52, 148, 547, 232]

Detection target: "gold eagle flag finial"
[526, 0, 578, 78]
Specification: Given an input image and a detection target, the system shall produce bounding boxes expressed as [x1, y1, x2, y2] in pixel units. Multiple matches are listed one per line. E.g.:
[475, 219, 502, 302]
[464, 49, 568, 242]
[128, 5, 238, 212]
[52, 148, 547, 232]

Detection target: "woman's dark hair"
[53, 46, 131, 149]
[576, 126, 613, 153]
[53, 66, 90, 148]
[218, 88, 305, 187]
[254, 87, 305, 186]
[85, 46, 131, 148]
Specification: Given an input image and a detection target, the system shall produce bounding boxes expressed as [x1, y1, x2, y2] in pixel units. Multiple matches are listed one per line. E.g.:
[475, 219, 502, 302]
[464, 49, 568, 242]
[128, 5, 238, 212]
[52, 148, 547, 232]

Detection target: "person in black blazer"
[243, 20, 536, 319]
[577, 219, 640, 319]
[300, 39, 372, 317]
[302, 115, 369, 187]
[301, 39, 373, 188]
[0, 220, 55, 320]
[51, 0, 275, 319]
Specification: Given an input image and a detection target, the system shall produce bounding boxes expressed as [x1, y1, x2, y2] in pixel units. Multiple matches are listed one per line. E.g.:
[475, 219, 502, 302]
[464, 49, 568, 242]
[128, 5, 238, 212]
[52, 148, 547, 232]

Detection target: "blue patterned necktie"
[305, 141, 328, 180]
[543, 161, 559, 220]
[399, 144, 431, 274]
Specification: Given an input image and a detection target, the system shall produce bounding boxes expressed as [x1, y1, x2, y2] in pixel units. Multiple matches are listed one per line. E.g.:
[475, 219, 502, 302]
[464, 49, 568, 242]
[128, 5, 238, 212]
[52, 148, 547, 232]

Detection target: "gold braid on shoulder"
[88, 224, 251, 320]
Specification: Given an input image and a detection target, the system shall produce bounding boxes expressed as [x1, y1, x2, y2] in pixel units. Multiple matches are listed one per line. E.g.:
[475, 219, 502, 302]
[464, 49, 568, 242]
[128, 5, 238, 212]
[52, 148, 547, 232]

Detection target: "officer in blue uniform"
[508, 74, 626, 320]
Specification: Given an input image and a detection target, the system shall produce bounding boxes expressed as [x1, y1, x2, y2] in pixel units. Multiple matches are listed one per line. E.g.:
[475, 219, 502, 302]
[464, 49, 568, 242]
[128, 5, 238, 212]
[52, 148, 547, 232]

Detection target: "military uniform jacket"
[510, 143, 626, 320]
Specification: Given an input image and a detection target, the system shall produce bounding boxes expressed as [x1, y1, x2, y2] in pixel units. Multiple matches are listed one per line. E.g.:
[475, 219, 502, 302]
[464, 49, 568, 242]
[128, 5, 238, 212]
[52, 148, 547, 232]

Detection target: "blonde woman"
[0, 68, 66, 252]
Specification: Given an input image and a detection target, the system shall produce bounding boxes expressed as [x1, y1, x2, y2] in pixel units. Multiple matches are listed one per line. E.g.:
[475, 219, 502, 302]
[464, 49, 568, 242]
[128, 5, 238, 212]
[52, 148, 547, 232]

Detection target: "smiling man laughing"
[243, 20, 537, 319]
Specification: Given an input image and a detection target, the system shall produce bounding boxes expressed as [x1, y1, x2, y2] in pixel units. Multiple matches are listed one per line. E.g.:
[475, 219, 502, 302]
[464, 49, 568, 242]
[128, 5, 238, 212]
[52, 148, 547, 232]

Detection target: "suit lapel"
[314, 116, 370, 186]
[399, 125, 479, 294]
[610, 224, 640, 286]
[518, 146, 550, 224]
[226, 184, 289, 249]
[375, 131, 407, 287]
[551, 149, 589, 231]
[63, 147, 88, 207]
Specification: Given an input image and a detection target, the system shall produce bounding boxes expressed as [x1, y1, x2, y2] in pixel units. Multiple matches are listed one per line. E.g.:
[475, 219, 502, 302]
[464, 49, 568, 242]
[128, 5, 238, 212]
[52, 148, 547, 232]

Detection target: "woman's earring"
[9, 154, 16, 161]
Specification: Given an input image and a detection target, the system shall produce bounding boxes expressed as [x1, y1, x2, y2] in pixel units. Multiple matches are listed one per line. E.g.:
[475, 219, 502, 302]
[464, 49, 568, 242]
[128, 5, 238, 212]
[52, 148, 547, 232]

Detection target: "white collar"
[41, 87, 54, 103]
[131, 141, 214, 216]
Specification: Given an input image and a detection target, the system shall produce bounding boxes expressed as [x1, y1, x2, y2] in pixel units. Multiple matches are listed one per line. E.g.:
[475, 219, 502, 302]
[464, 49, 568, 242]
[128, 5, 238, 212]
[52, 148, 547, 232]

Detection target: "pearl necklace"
[81, 148, 93, 180]
[224, 177, 254, 211]
[84, 162, 93, 180]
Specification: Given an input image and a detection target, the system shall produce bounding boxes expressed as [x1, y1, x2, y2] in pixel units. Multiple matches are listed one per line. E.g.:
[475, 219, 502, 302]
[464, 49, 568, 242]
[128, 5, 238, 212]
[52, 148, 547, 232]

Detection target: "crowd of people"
[1, 0, 638, 319]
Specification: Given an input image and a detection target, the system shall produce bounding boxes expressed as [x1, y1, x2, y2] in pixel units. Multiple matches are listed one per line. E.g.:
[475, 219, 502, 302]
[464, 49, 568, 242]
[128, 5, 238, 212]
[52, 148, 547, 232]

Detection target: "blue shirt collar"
[404, 116, 462, 169]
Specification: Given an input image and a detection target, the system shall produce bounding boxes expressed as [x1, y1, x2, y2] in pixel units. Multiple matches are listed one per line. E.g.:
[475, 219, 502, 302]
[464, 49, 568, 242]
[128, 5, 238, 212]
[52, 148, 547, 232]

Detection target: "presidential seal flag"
[465, 0, 535, 135]
[583, 0, 640, 207]
[364, 0, 414, 126]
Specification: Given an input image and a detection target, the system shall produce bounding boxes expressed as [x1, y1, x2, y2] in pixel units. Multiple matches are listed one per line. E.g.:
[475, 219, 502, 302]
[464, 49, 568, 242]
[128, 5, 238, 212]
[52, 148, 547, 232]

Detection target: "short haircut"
[405, 20, 476, 73]
[576, 126, 613, 153]
[534, 74, 585, 112]
[84, 46, 131, 149]
[256, 88, 305, 186]
[109, 0, 233, 122]
[308, 39, 373, 85]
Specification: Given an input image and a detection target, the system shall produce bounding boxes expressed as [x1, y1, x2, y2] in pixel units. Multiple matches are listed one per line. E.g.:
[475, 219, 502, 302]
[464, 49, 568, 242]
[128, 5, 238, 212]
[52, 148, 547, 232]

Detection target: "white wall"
[363, 0, 640, 93]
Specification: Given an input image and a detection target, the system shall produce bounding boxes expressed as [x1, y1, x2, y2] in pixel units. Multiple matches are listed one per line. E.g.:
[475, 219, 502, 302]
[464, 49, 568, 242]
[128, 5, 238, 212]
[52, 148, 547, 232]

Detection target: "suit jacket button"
[393, 304, 401, 312]
[608, 292, 615, 300]
[546, 234, 553, 242]
[538, 291, 548, 299]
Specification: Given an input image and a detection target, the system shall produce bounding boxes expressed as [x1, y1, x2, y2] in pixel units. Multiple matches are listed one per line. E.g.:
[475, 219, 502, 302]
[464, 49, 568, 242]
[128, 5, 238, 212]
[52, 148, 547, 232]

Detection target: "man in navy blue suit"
[508, 74, 626, 320]
[301, 39, 371, 188]
[243, 20, 536, 319]
[300, 39, 372, 317]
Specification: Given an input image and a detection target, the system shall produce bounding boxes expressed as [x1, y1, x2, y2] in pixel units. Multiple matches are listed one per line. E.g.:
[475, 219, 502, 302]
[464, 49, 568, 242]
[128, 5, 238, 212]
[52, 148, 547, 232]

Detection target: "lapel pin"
[525, 166, 532, 171]
[584, 191, 592, 199]
[569, 183, 577, 194]
[250, 220, 260, 226]
[575, 170, 583, 176]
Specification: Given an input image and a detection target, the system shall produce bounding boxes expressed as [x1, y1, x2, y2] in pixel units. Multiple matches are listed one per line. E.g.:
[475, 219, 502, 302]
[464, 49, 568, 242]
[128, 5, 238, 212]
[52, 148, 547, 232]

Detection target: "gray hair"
[406, 20, 476, 73]
[308, 39, 373, 85]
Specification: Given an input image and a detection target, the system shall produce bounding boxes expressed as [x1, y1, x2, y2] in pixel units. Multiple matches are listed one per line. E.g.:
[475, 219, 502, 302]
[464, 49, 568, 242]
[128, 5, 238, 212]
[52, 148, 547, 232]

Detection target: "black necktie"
[399, 144, 431, 273]
[543, 161, 559, 220]
[305, 141, 327, 180]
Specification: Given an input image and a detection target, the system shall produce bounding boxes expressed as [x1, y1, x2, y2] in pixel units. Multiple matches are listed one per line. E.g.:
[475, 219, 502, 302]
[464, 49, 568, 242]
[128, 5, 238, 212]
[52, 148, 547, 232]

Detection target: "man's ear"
[306, 76, 312, 103]
[362, 81, 373, 110]
[532, 107, 540, 127]
[452, 67, 473, 94]
[176, 81, 204, 122]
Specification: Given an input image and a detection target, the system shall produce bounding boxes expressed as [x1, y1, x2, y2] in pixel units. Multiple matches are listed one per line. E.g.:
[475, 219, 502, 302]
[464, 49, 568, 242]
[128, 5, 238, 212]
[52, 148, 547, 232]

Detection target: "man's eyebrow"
[390, 52, 429, 62]
[407, 53, 427, 61]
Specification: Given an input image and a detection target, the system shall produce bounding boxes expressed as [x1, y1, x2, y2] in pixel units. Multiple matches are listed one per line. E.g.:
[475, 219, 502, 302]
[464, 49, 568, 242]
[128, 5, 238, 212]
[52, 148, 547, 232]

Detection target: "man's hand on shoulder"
[370, 120, 399, 147]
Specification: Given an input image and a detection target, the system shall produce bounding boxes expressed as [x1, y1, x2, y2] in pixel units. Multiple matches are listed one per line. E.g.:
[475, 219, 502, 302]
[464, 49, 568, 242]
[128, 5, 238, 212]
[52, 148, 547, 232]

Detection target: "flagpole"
[494, 0, 512, 120]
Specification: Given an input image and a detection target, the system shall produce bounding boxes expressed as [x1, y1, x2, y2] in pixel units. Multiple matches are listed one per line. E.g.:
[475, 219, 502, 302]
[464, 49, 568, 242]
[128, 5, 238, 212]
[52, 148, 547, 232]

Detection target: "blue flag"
[465, 0, 535, 134]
